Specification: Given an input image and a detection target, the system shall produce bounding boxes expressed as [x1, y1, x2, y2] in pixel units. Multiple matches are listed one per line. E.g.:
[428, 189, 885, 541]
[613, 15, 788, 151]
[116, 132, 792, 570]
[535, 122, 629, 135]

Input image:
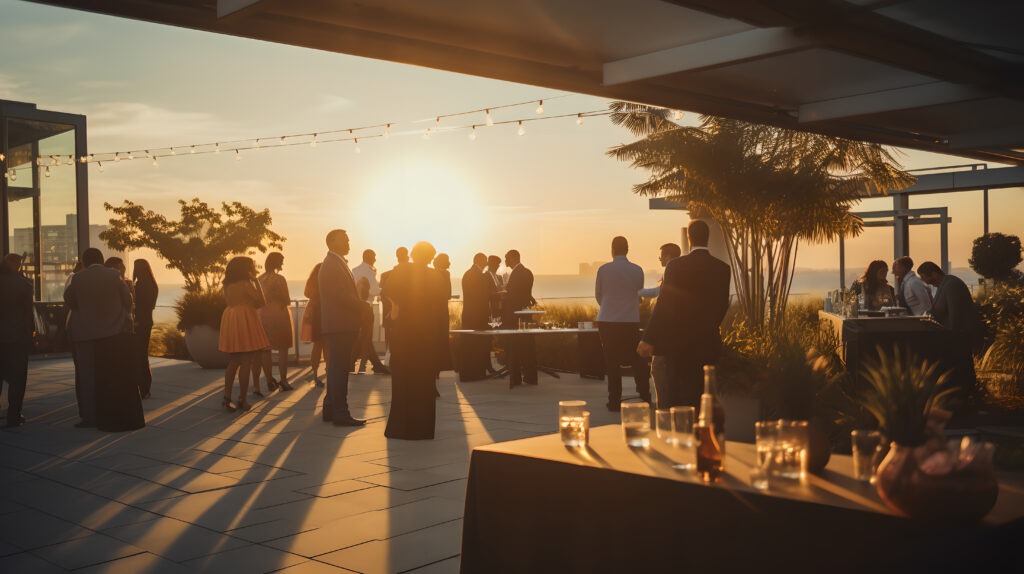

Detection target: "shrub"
[969, 232, 1023, 283]
[175, 288, 226, 331]
[149, 323, 190, 360]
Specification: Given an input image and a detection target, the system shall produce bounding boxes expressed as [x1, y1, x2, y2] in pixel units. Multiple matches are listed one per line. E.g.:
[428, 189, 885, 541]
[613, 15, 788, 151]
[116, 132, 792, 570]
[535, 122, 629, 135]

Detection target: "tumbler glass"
[851, 430, 883, 482]
[620, 402, 651, 447]
[558, 400, 587, 447]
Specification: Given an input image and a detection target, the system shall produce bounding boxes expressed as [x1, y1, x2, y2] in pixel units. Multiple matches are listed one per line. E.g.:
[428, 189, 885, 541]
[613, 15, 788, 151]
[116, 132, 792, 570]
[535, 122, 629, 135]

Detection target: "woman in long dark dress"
[132, 259, 158, 399]
[382, 241, 449, 440]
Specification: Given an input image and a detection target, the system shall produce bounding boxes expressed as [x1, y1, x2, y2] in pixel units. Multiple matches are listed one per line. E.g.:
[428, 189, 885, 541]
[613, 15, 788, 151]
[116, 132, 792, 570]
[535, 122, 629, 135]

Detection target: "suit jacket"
[930, 274, 981, 343]
[461, 265, 490, 330]
[642, 249, 731, 361]
[502, 264, 535, 326]
[64, 264, 131, 342]
[0, 270, 34, 343]
[318, 252, 363, 334]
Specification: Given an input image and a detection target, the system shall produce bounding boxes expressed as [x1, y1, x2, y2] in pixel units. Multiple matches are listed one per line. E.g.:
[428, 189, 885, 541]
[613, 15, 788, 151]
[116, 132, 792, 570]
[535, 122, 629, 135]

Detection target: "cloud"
[85, 102, 242, 148]
[0, 73, 28, 100]
[312, 93, 354, 114]
[4, 21, 91, 46]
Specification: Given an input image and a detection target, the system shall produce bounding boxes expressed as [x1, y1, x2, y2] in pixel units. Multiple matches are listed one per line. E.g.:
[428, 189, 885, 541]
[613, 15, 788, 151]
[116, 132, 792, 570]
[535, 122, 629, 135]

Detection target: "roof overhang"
[26, 0, 1024, 165]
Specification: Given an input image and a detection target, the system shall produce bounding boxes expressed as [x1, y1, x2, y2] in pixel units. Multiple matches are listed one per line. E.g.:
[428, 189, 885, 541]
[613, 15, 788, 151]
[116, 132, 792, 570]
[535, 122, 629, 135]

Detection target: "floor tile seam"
[91, 449, 276, 476]
[397, 553, 461, 574]
[295, 483, 379, 500]
[61, 549, 150, 571]
[312, 516, 463, 560]
[352, 476, 468, 492]
[1, 473, 181, 526]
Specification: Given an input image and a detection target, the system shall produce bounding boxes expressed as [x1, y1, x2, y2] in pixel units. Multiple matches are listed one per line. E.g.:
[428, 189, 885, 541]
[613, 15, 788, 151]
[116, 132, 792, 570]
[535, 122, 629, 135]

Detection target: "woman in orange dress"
[257, 252, 294, 394]
[218, 256, 270, 412]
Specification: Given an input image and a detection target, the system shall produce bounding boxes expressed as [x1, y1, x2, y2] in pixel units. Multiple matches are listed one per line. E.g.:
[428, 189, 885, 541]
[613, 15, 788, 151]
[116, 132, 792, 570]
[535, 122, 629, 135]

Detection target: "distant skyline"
[2, 0, 1021, 286]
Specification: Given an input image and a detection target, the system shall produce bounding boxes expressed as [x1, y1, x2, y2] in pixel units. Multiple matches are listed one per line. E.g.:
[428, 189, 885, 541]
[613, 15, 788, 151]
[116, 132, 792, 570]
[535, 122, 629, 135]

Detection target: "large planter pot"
[184, 326, 230, 369]
[875, 442, 999, 523]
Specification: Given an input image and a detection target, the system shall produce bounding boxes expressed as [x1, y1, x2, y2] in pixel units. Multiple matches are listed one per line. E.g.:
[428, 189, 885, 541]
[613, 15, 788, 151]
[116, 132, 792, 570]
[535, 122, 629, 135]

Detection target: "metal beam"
[892, 165, 1024, 195]
[603, 27, 809, 86]
[948, 126, 1024, 150]
[799, 82, 987, 123]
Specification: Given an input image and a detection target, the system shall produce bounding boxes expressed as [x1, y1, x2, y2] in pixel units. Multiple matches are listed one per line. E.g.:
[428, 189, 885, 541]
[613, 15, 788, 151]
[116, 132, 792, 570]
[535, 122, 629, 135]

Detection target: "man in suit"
[918, 261, 980, 402]
[64, 247, 132, 428]
[595, 236, 651, 411]
[319, 229, 366, 426]
[0, 254, 34, 428]
[485, 255, 504, 320]
[501, 250, 537, 387]
[892, 256, 932, 316]
[638, 221, 731, 409]
[459, 253, 491, 381]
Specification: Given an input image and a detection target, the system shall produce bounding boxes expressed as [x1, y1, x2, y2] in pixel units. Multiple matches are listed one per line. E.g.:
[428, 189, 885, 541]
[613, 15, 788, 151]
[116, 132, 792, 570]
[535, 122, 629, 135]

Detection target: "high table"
[451, 328, 601, 379]
[818, 311, 953, 373]
[461, 424, 1024, 574]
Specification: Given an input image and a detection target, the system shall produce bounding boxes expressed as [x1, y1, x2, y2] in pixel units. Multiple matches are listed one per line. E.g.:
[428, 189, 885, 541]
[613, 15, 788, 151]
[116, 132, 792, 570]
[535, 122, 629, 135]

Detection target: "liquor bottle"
[695, 365, 724, 482]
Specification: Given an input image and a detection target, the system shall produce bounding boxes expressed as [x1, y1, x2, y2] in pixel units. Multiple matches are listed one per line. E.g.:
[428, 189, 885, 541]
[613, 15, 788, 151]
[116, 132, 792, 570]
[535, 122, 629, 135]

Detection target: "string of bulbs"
[2, 96, 683, 180]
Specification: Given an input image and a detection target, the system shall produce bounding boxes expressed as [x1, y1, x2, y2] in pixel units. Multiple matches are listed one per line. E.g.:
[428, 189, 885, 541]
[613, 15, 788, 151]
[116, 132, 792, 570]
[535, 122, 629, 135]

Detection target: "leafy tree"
[969, 232, 1022, 283]
[607, 103, 913, 328]
[100, 198, 285, 292]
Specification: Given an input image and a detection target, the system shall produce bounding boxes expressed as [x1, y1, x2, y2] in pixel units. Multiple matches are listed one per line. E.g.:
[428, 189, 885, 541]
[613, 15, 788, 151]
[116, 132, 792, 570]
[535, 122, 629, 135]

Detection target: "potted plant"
[100, 198, 284, 369]
[860, 346, 999, 523]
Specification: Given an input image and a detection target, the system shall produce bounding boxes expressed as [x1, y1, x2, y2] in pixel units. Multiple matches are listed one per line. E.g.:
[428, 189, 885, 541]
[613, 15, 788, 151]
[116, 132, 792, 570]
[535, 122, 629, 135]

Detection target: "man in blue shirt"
[595, 236, 651, 411]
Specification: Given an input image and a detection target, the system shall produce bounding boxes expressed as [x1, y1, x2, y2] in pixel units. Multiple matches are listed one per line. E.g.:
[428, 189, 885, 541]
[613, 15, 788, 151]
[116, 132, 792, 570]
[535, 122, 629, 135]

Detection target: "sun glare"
[355, 159, 484, 254]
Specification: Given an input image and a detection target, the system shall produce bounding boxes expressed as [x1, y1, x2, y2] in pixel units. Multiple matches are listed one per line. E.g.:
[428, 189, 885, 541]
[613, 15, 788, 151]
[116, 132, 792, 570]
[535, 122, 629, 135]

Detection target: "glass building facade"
[2, 100, 89, 353]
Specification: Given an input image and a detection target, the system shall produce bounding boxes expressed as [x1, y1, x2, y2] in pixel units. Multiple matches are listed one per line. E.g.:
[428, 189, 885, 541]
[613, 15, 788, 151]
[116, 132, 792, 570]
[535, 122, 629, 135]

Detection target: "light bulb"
[485, 109, 493, 126]
[190, 145, 196, 154]
[353, 138, 360, 153]
[310, 133, 318, 147]
[235, 149, 242, 160]
[78, 155, 87, 163]
[536, 100, 544, 114]
[214, 143, 220, 154]
[280, 136, 286, 143]
[127, 152, 134, 160]
[50, 155, 58, 166]
[10, 170, 17, 182]
[0, 152, 5, 161]
[253, 139, 260, 151]
[435, 116, 441, 126]
[674, 110, 684, 120]
[383, 123, 391, 139]
[576, 114, 583, 126]
[423, 127, 431, 140]
[152, 156, 159, 167]
[517, 121, 525, 136]
[97, 162, 103, 173]
[469, 126, 477, 141]
[144, 150, 150, 159]
[66, 156, 74, 166]
[114, 153, 121, 163]
[36, 157, 43, 166]
[170, 147, 176, 155]
[45, 166, 51, 178]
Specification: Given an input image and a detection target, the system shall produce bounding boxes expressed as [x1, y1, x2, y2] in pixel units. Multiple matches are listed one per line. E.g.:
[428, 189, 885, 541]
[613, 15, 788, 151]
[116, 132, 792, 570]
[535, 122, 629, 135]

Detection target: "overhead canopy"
[29, 0, 1024, 164]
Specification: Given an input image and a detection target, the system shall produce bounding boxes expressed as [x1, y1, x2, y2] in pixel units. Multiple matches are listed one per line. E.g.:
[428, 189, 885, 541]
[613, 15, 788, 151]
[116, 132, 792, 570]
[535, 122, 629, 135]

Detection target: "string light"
[214, 143, 220, 154]
[435, 116, 441, 127]
[152, 156, 159, 167]
[423, 127, 432, 140]
[383, 123, 391, 139]
[127, 152, 134, 160]
[485, 109, 494, 126]
[9, 170, 17, 182]
[517, 121, 525, 136]
[253, 139, 261, 151]
[97, 162, 103, 173]
[190, 145, 196, 154]
[536, 100, 544, 114]
[577, 113, 584, 126]
[310, 133, 318, 147]
[170, 147, 176, 155]
[353, 138, 360, 153]
[235, 149, 242, 160]
[66, 156, 74, 166]
[0, 152, 5, 162]
[469, 125, 477, 140]
[44, 166, 51, 178]
[113, 153, 121, 162]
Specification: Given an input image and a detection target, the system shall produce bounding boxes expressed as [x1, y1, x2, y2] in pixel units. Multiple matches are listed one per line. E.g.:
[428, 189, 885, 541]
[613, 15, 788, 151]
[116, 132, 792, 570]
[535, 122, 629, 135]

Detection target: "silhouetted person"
[638, 221, 731, 410]
[132, 259, 158, 399]
[433, 252, 454, 372]
[218, 256, 270, 412]
[919, 261, 981, 404]
[460, 252, 491, 381]
[0, 253, 33, 428]
[380, 246, 410, 362]
[639, 243, 681, 298]
[485, 255, 504, 321]
[65, 248, 141, 431]
[595, 236, 651, 411]
[352, 276, 389, 374]
[258, 252, 294, 393]
[302, 263, 328, 387]
[319, 229, 366, 426]
[502, 249, 537, 388]
[850, 260, 896, 311]
[382, 241, 449, 439]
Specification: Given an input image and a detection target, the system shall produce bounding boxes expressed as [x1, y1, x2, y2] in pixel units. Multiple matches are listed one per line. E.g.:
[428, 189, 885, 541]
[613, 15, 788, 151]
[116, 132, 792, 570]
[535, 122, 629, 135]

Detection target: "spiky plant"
[859, 346, 957, 446]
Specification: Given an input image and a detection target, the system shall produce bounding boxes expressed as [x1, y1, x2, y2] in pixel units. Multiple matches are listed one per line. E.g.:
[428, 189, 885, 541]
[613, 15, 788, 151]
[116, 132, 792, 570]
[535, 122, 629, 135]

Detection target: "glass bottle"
[695, 365, 725, 482]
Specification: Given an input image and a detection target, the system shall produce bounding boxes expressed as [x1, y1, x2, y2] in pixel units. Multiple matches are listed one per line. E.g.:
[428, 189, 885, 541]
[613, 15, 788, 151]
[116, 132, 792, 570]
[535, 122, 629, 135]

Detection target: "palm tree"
[608, 102, 913, 328]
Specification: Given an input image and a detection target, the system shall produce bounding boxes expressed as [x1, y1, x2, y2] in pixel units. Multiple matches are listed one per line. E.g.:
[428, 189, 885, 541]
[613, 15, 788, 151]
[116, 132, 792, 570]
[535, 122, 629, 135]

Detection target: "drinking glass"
[620, 402, 650, 447]
[670, 406, 696, 471]
[851, 430, 883, 482]
[655, 409, 675, 445]
[559, 400, 587, 447]
[772, 420, 809, 481]
[582, 411, 591, 445]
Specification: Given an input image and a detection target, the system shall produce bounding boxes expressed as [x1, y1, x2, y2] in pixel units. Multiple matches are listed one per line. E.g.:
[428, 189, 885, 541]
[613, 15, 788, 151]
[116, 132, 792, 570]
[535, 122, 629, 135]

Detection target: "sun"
[354, 159, 484, 255]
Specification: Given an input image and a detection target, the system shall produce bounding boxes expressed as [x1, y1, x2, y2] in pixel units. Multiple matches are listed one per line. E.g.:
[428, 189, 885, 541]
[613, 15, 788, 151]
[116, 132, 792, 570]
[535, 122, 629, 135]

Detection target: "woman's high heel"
[279, 379, 293, 391]
[222, 396, 236, 412]
[236, 400, 251, 412]
[267, 378, 280, 392]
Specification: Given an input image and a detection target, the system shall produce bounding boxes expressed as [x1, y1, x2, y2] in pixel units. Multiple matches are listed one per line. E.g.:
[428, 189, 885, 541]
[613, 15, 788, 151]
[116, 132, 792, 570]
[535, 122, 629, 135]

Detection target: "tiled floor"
[0, 357, 626, 573]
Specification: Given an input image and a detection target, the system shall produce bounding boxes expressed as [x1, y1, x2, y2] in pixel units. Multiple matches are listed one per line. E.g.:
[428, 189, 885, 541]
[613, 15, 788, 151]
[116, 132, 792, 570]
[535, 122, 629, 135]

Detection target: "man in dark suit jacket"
[64, 247, 132, 428]
[918, 261, 980, 402]
[638, 221, 731, 409]
[501, 250, 537, 387]
[319, 229, 366, 426]
[459, 253, 492, 381]
[0, 254, 34, 428]
[485, 255, 504, 320]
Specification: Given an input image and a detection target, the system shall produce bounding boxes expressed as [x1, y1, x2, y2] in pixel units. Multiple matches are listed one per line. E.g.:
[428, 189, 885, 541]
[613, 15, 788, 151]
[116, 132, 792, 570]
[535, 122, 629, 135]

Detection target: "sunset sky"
[3, 0, 1021, 286]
